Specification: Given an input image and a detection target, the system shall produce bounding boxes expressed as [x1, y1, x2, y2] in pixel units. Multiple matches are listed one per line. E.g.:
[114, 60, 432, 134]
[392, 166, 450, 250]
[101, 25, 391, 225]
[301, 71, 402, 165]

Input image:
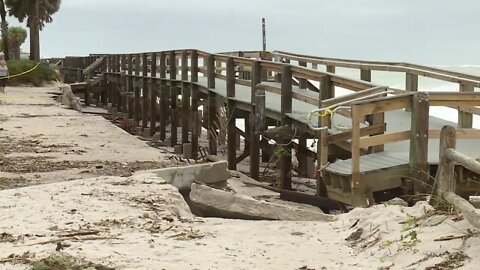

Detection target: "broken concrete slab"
[189, 183, 334, 221]
[151, 161, 231, 191]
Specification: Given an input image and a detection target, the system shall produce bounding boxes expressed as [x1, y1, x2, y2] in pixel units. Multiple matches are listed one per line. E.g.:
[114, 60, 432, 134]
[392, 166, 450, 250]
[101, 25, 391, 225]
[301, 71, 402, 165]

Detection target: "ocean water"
[327, 65, 480, 129]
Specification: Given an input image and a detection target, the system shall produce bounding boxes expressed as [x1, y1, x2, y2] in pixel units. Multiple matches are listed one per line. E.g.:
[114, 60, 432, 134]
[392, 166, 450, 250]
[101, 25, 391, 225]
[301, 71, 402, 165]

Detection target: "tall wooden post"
[458, 83, 474, 128]
[226, 58, 237, 170]
[150, 53, 158, 136]
[127, 54, 134, 120]
[279, 64, 292, 188]
[248, 61, 262, 180]
[190, 50, 199, 160]
[169, 51, 177, 146]
[361, 68, 385, 153]
[317, 74, 333, 196]
[207, 55, 215, 89]
[159, 52, 167, 141]
[181, 51, 190, 143]
[410, 93, 430, 195]
[142, 53, 149, 131]
[207, 54, 217, 155]
[298, 61, 307, 89]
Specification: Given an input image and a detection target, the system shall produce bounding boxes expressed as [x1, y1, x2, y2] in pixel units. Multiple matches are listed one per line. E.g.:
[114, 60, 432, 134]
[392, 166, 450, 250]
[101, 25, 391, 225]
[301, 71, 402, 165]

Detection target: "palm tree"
[8, 26, 26, 59]
[0, 0, 9, 60]
[5, 0, 61, 61]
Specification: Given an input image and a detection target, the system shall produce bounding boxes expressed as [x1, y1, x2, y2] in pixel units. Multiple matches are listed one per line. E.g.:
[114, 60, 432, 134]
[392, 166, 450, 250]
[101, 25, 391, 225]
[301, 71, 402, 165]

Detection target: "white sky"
[8, 0, 480, 65]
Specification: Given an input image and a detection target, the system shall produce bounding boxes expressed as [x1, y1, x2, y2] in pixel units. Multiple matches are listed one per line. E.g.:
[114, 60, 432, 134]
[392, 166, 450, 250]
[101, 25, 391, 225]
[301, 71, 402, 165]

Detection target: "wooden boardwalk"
[61, 49, 480, 207]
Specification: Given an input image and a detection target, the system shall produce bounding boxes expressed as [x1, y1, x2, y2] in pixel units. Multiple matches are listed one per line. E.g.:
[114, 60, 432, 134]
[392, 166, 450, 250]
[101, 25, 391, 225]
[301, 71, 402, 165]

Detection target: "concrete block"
[135, 126, 143, 135]
[174, 144, 183, 154]
[106, 103, 113, 113]
[190, 183, 332, 221]
[152, 161, 231, 191]
[183, 143, 193, 159]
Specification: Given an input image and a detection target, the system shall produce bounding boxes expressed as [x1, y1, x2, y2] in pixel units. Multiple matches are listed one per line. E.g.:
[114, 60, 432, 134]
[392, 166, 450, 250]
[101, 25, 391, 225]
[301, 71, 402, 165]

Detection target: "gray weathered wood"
[409, 93, 430, 195]
[226, 57, 237, 169]
[250, 61, 262, 180]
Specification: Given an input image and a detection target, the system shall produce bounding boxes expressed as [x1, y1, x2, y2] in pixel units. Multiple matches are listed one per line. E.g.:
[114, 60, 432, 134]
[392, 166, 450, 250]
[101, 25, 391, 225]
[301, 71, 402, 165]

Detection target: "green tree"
[0, 0, 9, 60]
[7, 26, 26, 59]
[5, 0, 61, 61]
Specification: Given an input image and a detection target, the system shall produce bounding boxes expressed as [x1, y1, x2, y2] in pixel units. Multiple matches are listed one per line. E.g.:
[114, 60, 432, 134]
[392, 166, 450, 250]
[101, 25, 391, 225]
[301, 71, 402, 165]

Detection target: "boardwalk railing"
[434, 125, 480, 228]
[61, 49, 480, 206]
[273, 51, 480, 128]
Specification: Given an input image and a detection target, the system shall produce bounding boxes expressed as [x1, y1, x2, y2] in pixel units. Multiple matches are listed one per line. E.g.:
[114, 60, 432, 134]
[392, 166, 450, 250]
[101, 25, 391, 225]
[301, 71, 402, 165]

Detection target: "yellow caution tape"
[0, 62, 41, 79]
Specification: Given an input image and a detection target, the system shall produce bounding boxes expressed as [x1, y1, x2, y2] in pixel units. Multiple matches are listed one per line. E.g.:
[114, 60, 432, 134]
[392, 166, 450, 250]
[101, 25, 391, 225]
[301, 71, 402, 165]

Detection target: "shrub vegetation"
[6, 59, 58, 86]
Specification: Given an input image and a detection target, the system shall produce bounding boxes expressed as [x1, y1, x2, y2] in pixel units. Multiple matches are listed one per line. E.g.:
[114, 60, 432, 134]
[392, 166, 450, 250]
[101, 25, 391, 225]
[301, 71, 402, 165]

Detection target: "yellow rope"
[0, 62, 41, 79]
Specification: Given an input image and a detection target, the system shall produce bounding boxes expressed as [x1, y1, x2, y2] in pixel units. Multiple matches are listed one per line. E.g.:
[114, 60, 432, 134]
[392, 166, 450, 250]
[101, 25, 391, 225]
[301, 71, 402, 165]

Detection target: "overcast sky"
[8, 0, 480, 65]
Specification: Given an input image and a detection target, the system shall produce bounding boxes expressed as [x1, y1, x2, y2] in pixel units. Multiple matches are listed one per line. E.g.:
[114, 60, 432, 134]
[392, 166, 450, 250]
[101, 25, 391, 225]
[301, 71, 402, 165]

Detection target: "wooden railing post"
[127, 54, 134, 120]
[207, 54, 215, 89]
[405, 72, 418, 112]
[169, 51, 177, 146]
[361, 68, 385, 153]
[298, 61, 307, 89]
[350, 104, 363, 198]
[181, 50, 190, 144]
[434, 125, 456, 207]
[190, 50, 199, 160]
[149, 53, 158, 136]
[409, 92, 430, 195]
[317, 74, 332, 196]
[249, 61, 262, 180]
[226, 57, 237, 170]
[118, 54, 127, 114]
[159, 52, 167, 141]
[458, 82, 474, 128]
[279, 64, 292, 188]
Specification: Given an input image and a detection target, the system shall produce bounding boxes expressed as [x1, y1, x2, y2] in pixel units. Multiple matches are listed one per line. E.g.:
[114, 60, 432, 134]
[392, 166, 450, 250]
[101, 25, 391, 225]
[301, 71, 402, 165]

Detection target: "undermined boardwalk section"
[2, 86, 480, 269]
[62, 49, 480, 207]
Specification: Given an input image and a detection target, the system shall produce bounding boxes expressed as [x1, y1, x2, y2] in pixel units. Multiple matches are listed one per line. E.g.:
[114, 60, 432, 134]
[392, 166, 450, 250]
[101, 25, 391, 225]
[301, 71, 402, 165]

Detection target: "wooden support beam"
[410, 93, 430, 195]
[317, 74, 333, 197]
[298, 61, 307, 89]
[181, 51, 190, 143]
[127, 54, 133, 93]
[159, 52, 167, 140]
[351, 105, 362, 189]
[142, 53, 149, 130]
[279, 64, 293, 189]
[207, 54, 215, 89]
[250, 61, 262, 180]
[134, 78, 141, 124]
[181, 81, 191, 143]
[149, 53, 157, 136]
[208, 91, 217, 155]
[458, 83, 475, 128]
[191, 50, 199, 160]
[169, 81, 178, 147]
[134, 54, 140, 76]
[226, 57, 237, 170]
[297, 134, 308, 177]
[169, 51, 176, 80]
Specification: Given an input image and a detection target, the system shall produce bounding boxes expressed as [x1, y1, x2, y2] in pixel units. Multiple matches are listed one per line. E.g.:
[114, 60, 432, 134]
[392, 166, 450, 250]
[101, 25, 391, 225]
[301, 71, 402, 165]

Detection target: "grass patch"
[32, 254, 114, 270]
[6, 60, 58, 87]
